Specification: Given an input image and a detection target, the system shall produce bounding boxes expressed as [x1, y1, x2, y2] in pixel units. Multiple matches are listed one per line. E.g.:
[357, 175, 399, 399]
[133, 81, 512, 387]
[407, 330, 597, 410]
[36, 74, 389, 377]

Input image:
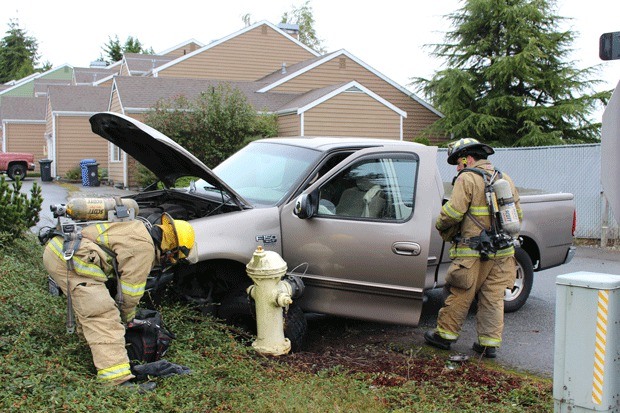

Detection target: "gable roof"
[73, 67, 116, 85]
[111, 76, 300, 113]
[0, 96, 47, 121]
[256, 49, 443, 117]
[47, 85, 110, 113]
[276, 81, 407, 117]
[0, 64, 74, 97]
[151, 21, 321, 77]
[122, 53, 176, 76]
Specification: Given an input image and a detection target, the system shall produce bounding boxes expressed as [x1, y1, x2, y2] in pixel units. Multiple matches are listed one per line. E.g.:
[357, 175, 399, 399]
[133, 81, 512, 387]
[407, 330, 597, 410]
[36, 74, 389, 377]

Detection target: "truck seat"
[336, 178, 385, 218]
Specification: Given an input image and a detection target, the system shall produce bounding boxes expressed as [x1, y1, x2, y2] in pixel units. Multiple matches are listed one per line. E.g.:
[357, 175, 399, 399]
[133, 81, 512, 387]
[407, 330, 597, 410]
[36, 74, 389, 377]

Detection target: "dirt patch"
[278, 316, 529, 403]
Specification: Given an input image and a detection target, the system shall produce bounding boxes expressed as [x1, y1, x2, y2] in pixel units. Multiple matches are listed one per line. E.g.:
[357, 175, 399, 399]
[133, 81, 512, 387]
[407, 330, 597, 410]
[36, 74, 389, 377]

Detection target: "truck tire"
[218, 290, 307, 352]
[504, 248, 534, 313]
[7, 164, 26, 181]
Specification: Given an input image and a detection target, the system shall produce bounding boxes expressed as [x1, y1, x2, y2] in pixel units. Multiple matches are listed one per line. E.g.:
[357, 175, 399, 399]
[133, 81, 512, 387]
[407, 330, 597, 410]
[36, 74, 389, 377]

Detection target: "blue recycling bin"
[80, 159, 97, 186]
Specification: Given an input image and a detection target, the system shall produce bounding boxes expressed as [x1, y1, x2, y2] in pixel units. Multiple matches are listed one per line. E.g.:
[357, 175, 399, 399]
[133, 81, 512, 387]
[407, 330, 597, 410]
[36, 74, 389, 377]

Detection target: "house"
[107, 75, 407, 188]
[44, 85, 110, 178]
[0, 64, 74, 105]
[0, 96, 47, 161]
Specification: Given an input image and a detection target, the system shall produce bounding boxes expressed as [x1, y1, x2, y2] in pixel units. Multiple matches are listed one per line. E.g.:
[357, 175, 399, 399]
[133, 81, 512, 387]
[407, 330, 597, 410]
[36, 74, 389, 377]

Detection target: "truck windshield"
[195, 142, 321, 206]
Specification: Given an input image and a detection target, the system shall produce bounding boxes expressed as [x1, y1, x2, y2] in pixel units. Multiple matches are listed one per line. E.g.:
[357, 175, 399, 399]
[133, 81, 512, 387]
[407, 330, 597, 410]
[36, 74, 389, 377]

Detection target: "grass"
[1, 235, 553, 412]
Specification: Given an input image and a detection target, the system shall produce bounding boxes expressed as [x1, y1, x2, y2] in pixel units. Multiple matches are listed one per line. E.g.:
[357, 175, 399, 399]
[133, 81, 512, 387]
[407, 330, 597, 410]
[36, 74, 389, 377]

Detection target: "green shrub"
[413, 137, 431, 146]
[64, 166, 81, 181]
[0, 176, 42, 247]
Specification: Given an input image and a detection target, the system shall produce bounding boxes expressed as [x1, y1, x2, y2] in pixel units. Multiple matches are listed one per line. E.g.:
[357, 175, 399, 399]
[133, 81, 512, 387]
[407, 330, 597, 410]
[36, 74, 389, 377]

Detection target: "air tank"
[492, 179, 520, 236]
[65, 197, 139, 221]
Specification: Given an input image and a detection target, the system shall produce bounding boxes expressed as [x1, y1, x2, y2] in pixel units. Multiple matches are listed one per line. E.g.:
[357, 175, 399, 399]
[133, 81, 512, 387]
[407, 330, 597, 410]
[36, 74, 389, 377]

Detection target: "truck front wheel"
[8, 164, 26, 181]
[218, 291, 307, 352]
[504, 248, 534, 313]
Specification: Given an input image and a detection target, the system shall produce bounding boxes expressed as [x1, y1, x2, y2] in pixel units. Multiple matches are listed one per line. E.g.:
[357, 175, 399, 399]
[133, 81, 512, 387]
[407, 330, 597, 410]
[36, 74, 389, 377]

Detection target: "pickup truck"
[89, 112, 576, 348]
[0, 152, 36, 180]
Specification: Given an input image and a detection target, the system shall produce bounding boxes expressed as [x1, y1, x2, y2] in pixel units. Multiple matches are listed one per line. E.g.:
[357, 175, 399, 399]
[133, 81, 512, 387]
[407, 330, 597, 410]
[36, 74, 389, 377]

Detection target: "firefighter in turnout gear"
[42, 212, 195, 385]
[425, 138, 523, 358]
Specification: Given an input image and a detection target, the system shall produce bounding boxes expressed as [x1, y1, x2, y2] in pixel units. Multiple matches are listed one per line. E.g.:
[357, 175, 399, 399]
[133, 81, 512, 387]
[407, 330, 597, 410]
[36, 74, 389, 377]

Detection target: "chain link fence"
[437, 144, 615, 239]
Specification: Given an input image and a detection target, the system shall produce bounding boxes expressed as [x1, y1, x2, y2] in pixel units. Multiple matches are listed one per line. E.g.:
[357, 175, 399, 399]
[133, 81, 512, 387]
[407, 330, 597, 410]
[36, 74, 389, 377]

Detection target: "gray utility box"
[554, 272, 620, 413]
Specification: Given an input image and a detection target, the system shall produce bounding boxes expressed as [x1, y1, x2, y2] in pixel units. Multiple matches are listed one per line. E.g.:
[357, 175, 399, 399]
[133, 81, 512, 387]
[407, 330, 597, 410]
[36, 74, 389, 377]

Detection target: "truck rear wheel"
[8, 164, 26, 181]
[504, 248, 534, 313]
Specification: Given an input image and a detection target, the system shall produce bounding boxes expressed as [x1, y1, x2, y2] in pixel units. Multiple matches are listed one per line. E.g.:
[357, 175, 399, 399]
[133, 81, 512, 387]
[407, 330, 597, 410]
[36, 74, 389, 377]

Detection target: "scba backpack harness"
[455, 167, 520, 260]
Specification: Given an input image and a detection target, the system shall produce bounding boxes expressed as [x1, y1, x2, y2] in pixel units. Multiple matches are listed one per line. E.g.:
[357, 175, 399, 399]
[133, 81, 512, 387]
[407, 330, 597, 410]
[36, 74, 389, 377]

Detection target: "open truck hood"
[89, 112, 249, 207]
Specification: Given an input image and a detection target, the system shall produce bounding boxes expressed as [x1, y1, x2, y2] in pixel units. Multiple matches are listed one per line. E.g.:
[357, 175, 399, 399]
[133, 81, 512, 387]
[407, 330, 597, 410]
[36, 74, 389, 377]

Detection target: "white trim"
[151, 20, 320, 76]
[297, 81, 407, 118]
[1, 119, 46, 124]
[93, 73, 115, 86]
[51, 115, 57, 177]
[400, 117, 403, 141]
[50, 111, 100, 117]
[256, 49, 443, 118]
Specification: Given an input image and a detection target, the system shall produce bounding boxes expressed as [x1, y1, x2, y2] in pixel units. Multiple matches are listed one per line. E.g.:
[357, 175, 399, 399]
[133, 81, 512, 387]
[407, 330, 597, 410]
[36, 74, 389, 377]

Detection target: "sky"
[6, 0, 620, 120]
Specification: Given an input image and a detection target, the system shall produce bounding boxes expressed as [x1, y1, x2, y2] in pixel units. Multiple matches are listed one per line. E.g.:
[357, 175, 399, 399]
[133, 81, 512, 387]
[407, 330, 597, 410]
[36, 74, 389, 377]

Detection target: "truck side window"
[317, 156, 417, 220]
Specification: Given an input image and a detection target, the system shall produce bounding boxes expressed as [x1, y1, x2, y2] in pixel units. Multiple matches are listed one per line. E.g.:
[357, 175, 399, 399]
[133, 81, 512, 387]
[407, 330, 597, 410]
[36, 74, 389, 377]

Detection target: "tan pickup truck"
[89, 113, 576, 348]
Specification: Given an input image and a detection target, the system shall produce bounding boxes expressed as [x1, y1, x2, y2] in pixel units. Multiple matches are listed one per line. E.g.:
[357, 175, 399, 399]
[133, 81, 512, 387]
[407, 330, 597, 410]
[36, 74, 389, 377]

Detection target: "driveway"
[17, 177, 136, 234]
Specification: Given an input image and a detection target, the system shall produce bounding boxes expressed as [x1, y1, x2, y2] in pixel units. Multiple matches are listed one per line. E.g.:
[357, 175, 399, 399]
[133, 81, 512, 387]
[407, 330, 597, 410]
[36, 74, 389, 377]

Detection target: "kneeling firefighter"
[42, 204, 196, 386]
[425, 138, 522, 358]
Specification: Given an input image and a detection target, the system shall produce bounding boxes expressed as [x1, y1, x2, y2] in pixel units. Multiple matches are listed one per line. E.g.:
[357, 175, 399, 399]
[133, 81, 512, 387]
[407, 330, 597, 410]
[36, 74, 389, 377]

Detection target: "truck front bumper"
[28, 163, 35, 171]
[563, 246, 577, 265]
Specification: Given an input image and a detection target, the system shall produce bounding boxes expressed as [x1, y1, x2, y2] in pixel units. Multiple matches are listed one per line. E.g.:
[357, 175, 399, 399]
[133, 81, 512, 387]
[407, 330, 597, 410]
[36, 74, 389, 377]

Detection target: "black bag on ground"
[125, 308, 175, 364]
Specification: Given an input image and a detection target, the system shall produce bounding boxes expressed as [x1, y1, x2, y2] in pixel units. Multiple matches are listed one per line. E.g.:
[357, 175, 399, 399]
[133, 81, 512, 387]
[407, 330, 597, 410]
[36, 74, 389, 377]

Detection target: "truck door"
[280, 145, 439, 326]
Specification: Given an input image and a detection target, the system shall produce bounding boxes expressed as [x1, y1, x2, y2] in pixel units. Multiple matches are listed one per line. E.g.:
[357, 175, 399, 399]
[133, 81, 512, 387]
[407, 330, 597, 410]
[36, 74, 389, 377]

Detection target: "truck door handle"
[392, 242, 421, 256]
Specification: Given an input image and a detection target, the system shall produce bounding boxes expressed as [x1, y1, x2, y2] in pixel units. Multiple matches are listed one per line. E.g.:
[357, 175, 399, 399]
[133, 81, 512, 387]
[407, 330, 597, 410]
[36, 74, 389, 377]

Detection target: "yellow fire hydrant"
[246, 246, 292, 356]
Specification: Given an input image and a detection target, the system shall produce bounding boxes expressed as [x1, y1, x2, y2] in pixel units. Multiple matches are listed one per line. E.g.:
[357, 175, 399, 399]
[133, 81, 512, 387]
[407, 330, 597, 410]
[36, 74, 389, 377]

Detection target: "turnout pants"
[43, 249, 134, 385]
[437, 256, 516, 347]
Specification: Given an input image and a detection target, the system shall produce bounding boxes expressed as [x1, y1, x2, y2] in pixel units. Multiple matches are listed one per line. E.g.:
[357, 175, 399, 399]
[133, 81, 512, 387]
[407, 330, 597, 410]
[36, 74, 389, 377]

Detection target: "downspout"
[51, 114, 57, 178]
[400, 116, 404, 141]
[300, 113, 305, 136]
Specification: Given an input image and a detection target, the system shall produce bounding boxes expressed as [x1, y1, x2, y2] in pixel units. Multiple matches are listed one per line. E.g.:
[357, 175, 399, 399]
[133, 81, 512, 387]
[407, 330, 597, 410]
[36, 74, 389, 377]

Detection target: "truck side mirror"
[294, 193, 317, 219]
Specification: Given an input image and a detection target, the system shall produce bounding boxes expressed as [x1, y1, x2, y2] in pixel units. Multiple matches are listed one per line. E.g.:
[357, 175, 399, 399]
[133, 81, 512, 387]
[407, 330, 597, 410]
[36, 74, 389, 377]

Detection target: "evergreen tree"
[0, 19, 39, 83]
[413, 0, 610, 146]
[101, 35, 153, 64]
[281, 0, 326, 54]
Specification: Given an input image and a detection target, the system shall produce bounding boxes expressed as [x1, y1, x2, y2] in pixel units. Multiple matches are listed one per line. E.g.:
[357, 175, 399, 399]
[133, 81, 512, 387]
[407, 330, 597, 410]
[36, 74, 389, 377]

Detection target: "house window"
[111, 144, 122, 162]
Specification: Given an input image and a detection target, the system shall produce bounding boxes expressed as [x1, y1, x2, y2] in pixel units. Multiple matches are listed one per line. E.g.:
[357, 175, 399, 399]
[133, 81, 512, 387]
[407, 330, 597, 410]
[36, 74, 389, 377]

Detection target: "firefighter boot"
[472, 342, 497, 358]
[424, 330, 455, 351]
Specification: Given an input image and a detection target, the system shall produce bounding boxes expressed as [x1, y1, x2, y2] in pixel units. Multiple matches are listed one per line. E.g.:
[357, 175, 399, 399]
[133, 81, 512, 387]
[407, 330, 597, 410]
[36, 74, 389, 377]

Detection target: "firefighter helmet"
[154, 213, 196, 265]
[446, 138, 494, 165]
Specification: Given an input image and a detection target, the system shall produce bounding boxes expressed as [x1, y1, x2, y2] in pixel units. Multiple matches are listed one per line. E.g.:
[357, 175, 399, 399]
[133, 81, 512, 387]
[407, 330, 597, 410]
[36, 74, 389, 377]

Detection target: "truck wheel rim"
[505, 261, 523, 302]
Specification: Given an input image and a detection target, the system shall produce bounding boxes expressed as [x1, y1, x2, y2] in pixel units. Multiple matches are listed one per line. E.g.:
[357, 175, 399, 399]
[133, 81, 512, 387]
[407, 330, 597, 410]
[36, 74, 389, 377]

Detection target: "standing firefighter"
[425, 138, 523, 358]
[42, 211, 195, 385]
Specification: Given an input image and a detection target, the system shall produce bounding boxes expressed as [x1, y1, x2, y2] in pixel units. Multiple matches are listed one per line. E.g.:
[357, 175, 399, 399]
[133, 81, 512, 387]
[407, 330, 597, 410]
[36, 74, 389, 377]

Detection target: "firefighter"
[42, 213, 195, 385]
[425, 138, 522, 358]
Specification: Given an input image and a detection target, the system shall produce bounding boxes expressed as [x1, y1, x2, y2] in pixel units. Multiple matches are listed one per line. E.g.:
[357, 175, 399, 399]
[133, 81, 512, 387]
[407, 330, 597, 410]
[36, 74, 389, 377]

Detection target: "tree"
[0, 19, 39, 83]
[0, 176, 42, 247]
[101, 35, 153, 64]
[413, 0, 611, 146]
[145, 83, 278, 169]
[281, 0, 326, 54]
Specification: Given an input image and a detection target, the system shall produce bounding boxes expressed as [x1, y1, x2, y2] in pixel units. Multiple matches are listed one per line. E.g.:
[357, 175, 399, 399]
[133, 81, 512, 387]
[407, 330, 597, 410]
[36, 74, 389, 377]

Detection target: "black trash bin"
[80, 158, 97, 186]
[86, 163, 100, 187]
[39, 159, 53, 182]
